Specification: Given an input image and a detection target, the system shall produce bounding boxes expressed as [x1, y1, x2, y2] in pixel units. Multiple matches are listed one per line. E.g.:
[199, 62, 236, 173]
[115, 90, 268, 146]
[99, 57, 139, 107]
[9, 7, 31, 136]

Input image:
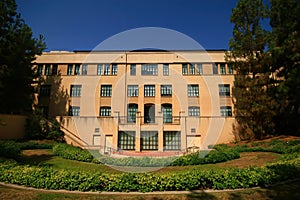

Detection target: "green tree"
[270, 0, 300, 134]
[226, 0, 277, 139]
[0, 0, 45, 114]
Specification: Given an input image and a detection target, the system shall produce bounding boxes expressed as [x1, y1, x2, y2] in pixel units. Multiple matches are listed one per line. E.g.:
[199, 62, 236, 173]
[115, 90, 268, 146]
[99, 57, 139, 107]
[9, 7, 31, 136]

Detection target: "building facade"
[34, 50, 235, 156]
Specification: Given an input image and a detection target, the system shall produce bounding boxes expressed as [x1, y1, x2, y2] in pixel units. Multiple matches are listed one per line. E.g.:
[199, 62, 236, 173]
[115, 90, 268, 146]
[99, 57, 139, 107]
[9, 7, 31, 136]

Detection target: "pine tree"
[270, 0, 300, 134]
[226, 0, 277, 139]
[0, 0, 45, 114]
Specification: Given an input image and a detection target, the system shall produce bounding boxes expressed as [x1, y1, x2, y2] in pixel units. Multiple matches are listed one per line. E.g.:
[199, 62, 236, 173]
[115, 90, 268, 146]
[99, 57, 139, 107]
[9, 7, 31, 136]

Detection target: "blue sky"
[16, 0, 237, 51]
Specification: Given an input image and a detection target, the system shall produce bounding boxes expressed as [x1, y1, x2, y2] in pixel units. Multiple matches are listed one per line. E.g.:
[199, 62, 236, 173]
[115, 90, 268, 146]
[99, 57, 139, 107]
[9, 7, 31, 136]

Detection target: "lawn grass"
[1, 179, 300, 200]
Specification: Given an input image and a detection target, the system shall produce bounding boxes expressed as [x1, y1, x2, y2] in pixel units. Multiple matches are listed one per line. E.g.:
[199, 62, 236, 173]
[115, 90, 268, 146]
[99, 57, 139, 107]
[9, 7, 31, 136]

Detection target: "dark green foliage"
[0, 0, 45, 114]
[52, 143, 94, 162]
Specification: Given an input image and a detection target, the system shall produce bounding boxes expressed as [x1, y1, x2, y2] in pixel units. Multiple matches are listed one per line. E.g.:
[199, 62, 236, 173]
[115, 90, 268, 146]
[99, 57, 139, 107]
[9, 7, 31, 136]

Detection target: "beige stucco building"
[34, 50, 235, 156]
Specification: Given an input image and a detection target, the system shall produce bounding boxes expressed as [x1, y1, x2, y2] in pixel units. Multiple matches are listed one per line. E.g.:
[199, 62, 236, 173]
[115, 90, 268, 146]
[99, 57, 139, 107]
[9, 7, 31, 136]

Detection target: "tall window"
[130, 64, 136, 76]
[219, 84, 230, 96]
[227, 64, 233, 74]
[112, 64, 118, 75]
[163, 64, 169, 76]
[67, 64, 73, 75]
[162, 104, 172, 123]
[188, 84, 199, 97]
[82, 64, 88, 75]
[213, 64, 218, 74]
[75, 64, 80, 75]
[118, 131, 135, 150]
[144, 85, 155, 97]
[141, 64, 158, 75]
[97, 64, 103, 75]
[70, 85, 82, 97]
[45, 64, 51, 75]
[141, 131, 158, 150]
[128, 85, 138, 97]
[69, 106, 80, 116]
[188, 106, 200, 116]
[164, 131, 181, 150]
[197, 63, 203, 74]
[190, 64, 195, 75]
[220, 63, 226, 74]
[161, 85, 172, 96]
[144, 104, 155, 123]
[104, 64, 110, 75]
[40, 85, 51, 97]
[127, 104, 138, 123]
[101, 85, 112, 97]
[220, 106, 232, 117]
[100, 107, 111, 116]
[182, 64, 188, 75]
[52, 64, 58, 75]
[38, 64, 43, 75]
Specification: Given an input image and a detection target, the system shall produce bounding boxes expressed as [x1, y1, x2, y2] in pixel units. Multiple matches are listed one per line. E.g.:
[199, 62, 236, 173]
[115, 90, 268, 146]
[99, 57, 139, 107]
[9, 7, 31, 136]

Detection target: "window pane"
[70, 85, 82, 97]
[163, 64, 169, 76]
[101, 85, 112, 97]
[144, 85, 155, 97]
[52, 64, 58, 75]
[127, 104, 138, 123]
[141, 131, 158, 150]
[82, 64, 88, 75]
[188, 84, 199, 97]
[112, 64, 118, 75]
[220, 63, 226, 75]
[218, 84, 230, 96]
[69, 106, 80, 116]
[104, 64, 110, 75]
[162, 104, 172, 123]
[38, 64, 43, 75]
[45, 64, 51, 75]
[67, 64, 73, 75]
[164, 131, 181, 150]
[75, 64, 80, 75]
[228, 64, 233, 74]
[190, 64, 195, 75]
[118, 131, 135, 150]
[213, 64, 218, 74]
[130, 64, 136, 76]
[220, 106, 232, 117]
[197, 63, 203, 74]
[40, 85, 51, 97]
[188, 107, 200, 116]
[182, 64, 188, 75]
[97, 64, 103, 75]
[128, 85, 138, 97]
[141, 64, 158, 75]
[100, 107, 111, 116]
[161, 85, 172, 96]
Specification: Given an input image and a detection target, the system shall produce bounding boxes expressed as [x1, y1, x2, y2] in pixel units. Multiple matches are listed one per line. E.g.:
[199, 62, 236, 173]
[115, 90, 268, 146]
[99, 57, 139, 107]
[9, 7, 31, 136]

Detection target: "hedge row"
[0, 158, 299, 192]
[52, 143, 240, 167]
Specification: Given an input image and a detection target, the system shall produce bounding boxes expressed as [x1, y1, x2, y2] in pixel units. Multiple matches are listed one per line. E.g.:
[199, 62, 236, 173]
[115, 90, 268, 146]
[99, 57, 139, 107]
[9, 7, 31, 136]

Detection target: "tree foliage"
[228, 0, 300, 139]
[0, 0, 45, 114]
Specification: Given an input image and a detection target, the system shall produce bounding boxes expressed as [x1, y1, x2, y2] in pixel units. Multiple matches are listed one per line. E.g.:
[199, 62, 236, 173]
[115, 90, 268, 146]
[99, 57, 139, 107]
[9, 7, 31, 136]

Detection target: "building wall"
[0, 114, 26, 139]
[35, 50, 235, 154]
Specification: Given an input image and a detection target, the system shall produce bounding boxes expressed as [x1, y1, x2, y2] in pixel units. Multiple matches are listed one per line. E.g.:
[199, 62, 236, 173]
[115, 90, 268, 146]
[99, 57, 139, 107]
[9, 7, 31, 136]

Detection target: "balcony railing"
[117, 116, 181, 125]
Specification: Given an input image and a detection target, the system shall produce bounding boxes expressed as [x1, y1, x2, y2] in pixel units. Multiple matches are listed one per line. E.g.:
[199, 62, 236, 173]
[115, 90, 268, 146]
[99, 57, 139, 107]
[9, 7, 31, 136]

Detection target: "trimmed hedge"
[0, 158, 300, 192]
[52, 143, 240, 167]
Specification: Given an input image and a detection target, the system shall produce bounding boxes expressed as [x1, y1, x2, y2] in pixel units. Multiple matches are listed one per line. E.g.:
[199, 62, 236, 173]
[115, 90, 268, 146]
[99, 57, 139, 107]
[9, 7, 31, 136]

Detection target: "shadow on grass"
[16, 149, 55, 166]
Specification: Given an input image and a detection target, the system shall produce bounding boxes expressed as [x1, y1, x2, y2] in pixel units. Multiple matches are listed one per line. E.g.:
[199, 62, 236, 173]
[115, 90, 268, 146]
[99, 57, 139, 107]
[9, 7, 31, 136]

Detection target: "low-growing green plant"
[52, 143, 94, 162]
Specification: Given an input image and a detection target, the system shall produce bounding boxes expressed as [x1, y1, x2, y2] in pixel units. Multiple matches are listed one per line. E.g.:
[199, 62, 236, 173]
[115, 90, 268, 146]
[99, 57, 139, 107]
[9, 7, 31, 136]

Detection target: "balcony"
[117, 116, 181, 125]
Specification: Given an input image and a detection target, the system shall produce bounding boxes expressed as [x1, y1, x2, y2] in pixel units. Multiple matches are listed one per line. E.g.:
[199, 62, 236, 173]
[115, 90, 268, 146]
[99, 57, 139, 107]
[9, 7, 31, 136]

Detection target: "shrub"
[0, 140, 21, 159]
[52, 143, 94, 162]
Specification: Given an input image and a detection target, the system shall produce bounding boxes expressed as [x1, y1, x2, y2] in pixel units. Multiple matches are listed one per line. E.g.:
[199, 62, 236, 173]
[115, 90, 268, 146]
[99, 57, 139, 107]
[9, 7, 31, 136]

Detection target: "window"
[37, 64, 43, 75]
[67, 64, 73, 75]
[164, 131, 181, 150]
[188, 107, 200, 116]
[161, 85, 172, 96]
[127, 104, 138, 123]
[182, 64, 188, 75]
[228, 64, 233, 74]
[97, 64, 103, 75]
[190, 64, 195, 75]
[219, 84, 230, 96]
[112, 64, 118, 75]
[52, 64, 58, 75]
[100, 107, 111, 116]
[104, 64, 110, 75]
[162, 104, 172, 123]
[144, 85, 155, 97]
[163, 64, 169, 76]
[70, 85, 81, 97]
[82, 64, 88, 75]
[118, 131, 135, 150]
[101, 85, 112, 97]
[220, 63, 226, 75]
[38, 106, 49, 119]
[130, 64, 136, 76]
[75, 64, 80, 75]
[213, 64, 218, 74]
[197, 63, 203, 74]
[141, 131, 158, 150]
[69, 106, 80, 116]
[144, 104, 155, 123]
[141, 64, 158, 75]
[40, 85, 51, 97]
[128, 85, 138, 97]
[45, 64, 51, 75]
[220, 106, 232, 117]
[188, 84, 199, 97]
